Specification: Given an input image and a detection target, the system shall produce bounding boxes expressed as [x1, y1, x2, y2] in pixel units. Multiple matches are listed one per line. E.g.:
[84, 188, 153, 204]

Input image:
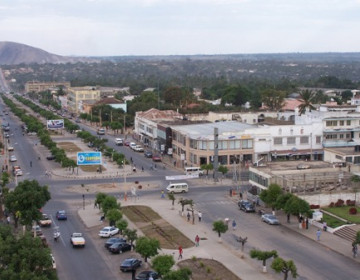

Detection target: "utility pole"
[213, 127, 219, 182]
[123, 114, 126, 139]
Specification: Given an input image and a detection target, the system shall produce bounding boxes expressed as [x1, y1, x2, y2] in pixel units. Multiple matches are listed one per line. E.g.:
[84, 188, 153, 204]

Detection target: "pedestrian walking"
[195, 235, 200, 247]
[178, 245, 183, 260]
[305, 217, 309, 229]
[323, 221, 327, 232]
[198, 211, 202, 222]
[187, 212, 191, 222]
[352, 244, 358, 258]
[30, 161, 32, 168]
[232, 220, 237, 231]
[161, 191, 165, 198]
[287, 213, 290, 223]
[316, 229, 321, 241]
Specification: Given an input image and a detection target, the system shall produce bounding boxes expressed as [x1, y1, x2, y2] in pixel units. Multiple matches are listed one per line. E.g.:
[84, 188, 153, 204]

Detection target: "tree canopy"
[212, 220, 228, 238]
[135, 236, 160, 262]
[271, 257, 298, 280]
[151, 254, 175, 277]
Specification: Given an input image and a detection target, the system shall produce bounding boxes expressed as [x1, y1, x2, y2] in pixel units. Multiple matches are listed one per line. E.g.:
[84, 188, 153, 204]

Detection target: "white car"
[133, 145, 144, 152]
[8, 146, 14, 151]
[10, 155, 17, 162]
[129, 142, 137, 150]
[99, 226, 119, 238]
[115, 138, 123, 146]
[70, 233, 86, 247]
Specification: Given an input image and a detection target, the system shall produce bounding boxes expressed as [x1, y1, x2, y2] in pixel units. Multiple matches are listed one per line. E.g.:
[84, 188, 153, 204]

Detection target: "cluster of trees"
[250, 249, 297, 280]
[0, 179, 56, 279]
[2, 95, 77, 168]
[259, 184, 311, 221]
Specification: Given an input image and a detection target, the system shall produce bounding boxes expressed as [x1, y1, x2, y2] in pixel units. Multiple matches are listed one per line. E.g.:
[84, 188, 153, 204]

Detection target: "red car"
[124, 140, 130, 146]
[152, 155, 161, 162]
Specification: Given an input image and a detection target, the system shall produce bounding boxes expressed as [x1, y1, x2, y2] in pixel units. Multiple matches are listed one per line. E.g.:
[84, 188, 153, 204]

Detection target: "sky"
[0, 0, 360, 56]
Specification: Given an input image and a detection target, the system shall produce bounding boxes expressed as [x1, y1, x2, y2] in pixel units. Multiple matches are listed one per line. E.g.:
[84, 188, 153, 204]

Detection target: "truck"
[12, 166, 23, 176]
[70, 233, 86, 248]
[115, 138, 123, 146]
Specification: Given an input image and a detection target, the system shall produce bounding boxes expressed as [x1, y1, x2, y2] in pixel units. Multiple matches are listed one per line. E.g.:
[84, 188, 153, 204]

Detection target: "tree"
[298, 89, 316, 115]
[178, 198, 193, 212]
[284, 196, 311, 218]
[271, 257, 298, 280]
[353, 231, 360, 245]
[106, 209, 122, 226]
[135, 236, 160, 262]
[162, 268, 192, 280]
[201, 163, 213, 176]
[123, 228, 138, 248]
[116, 218, 128, 235]
[5, 180, 51, 228]
[151, 254, 175, 277]
[0, 226, 57, 280]
[101, 196, 120, 216]
[212, 220, 228, 240]
[168, 193, 176, 209]
[260, 184, 283, 212]
[218, 165, 228, 177]
[250, 249, 278, 273]
[261, 89, 286, 111]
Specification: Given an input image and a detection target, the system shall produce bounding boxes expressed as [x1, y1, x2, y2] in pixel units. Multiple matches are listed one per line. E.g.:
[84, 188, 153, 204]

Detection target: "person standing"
[352, 244, 358, 258]
[187, 212, 191, 222]
[30, 161, 32, 168]
[198, 211, 202, 222]
[316, 229, 321, 241]
[232, 220, 237, 231]
[178, 245, 183, 260]
[305, 217, 309, 229]
[195, 235, 200, 247]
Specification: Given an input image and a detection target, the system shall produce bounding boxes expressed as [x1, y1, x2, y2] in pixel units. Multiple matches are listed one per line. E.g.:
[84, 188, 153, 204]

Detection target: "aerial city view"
[1, 1, 360, 280]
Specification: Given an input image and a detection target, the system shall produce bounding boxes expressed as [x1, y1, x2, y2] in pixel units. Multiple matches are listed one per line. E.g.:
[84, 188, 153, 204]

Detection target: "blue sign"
[77, 152, 102, 165]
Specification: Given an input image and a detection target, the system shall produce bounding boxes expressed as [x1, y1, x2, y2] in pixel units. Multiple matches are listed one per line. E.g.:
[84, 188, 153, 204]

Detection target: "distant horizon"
[1, 1, 359, 56]
[4, 40, 360, 58]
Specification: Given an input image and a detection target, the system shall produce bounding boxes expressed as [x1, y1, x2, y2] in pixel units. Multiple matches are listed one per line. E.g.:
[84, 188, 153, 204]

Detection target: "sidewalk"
[78, 194, 274, 280]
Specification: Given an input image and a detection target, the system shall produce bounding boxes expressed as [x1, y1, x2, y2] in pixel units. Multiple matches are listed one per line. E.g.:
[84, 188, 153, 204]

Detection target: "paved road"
[0, 68, 10, 93]
[189, 189, 360, 280]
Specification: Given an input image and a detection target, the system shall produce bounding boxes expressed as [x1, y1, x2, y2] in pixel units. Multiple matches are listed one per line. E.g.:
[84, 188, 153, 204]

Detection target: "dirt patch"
[178, 258, 241, 280]
[122, 205, 194, 249]
[57, 142, 82, 152]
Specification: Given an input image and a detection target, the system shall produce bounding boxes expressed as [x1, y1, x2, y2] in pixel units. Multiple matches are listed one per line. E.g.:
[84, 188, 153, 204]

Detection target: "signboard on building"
[47, 119, 64, 129]
[165, 174, 199, 180]
[77, 152, 102, 166]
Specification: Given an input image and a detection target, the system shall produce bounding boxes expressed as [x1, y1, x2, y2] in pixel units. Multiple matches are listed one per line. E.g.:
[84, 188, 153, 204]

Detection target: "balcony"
[322, 140, 357, 148]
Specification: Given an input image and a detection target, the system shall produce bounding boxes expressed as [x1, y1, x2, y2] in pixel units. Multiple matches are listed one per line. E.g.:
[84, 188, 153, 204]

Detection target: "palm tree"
[298, 89, 316, 115]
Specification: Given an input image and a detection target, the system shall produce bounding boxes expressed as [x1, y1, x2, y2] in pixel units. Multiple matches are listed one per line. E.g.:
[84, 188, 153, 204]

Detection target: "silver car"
[261, 214, 280, 225]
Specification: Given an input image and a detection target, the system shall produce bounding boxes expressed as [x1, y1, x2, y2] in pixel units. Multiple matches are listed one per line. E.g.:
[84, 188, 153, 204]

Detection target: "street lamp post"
[82, 194, 85, 210]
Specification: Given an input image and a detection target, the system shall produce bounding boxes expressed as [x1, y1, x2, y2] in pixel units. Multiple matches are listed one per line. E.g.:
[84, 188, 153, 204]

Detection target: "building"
[67, 87, 100, 114]
[25, 81, 71, 93]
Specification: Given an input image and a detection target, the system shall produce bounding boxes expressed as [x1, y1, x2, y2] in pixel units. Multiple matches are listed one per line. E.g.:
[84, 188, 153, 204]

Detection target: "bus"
[184, 166, 204, 176]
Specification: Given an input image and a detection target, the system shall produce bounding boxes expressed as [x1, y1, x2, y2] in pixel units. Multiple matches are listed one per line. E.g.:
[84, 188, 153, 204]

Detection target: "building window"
[316, 136, 321, 144]
[287, 137, 296, 145]
[340, 134, 344, 139]
[300, 136, 309, 144]
[340, 120, 344, 126]
[346, 134, 351, 139]
[241, 139, 253, 149]
[274, 137, 283, 145]
[326, 120, 338, 126]
[346, 157, 353, 163]
[347, 120, 351, 126]
[199, 141, 207, 150]
[190, 139, 197, 149]
[300, 128, 304, 134]
[354, 156, 360, 164]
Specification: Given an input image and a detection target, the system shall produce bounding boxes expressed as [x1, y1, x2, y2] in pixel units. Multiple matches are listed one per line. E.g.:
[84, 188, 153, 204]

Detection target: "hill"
[0, 41, 92, 65]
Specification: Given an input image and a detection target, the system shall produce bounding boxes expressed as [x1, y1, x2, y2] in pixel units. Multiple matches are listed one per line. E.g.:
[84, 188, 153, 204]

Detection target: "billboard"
[77, 152, 102, 166]
[47, 119, 64, 129]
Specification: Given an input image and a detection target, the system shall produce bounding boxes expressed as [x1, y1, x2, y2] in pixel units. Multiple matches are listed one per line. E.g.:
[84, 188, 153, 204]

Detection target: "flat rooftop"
[173, 121, 255, 140]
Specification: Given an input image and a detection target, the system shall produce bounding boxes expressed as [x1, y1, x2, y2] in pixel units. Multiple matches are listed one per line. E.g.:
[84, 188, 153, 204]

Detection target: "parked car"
[238, 200, 255, 213]
[124, 141, 130, 146]
[144, 151, 153, 158]
[56, 210, 67, 220]
[115, 138, 123, 146]
[32, 225, 43, 236]
[135, 270, 159, 280]
[4, 133, 9, 138]
[39, 214, 52, 227]
[129, 142, 137, 150]
[105, 237, 127, 250]
[152, 154, 161, 162]
[99, 226, 119, 238]
[46, 154, 56, 160]
[261, 214, 280, 225]
[10, 155, 17, 162]
[133, 145, 144, 152]
[8, 146, 14, 151]
[109, 242, 132, 254]
[120, 258, 142, 272]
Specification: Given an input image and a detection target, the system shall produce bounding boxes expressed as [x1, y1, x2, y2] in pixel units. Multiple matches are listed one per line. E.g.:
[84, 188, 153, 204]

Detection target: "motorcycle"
[53, 227, 60, 242]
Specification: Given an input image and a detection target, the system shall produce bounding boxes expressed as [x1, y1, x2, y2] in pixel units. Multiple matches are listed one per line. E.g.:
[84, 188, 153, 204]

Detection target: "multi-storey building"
[25, 81, 71, 93]
[67, 87, 100, 114]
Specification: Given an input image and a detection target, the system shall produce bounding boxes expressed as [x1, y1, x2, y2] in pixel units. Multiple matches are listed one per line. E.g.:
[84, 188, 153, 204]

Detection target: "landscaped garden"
[323, 205, 360, 224]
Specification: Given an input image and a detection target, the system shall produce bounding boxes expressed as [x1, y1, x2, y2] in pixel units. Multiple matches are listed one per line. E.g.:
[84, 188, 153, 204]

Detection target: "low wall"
[298, 192, 358, 207]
